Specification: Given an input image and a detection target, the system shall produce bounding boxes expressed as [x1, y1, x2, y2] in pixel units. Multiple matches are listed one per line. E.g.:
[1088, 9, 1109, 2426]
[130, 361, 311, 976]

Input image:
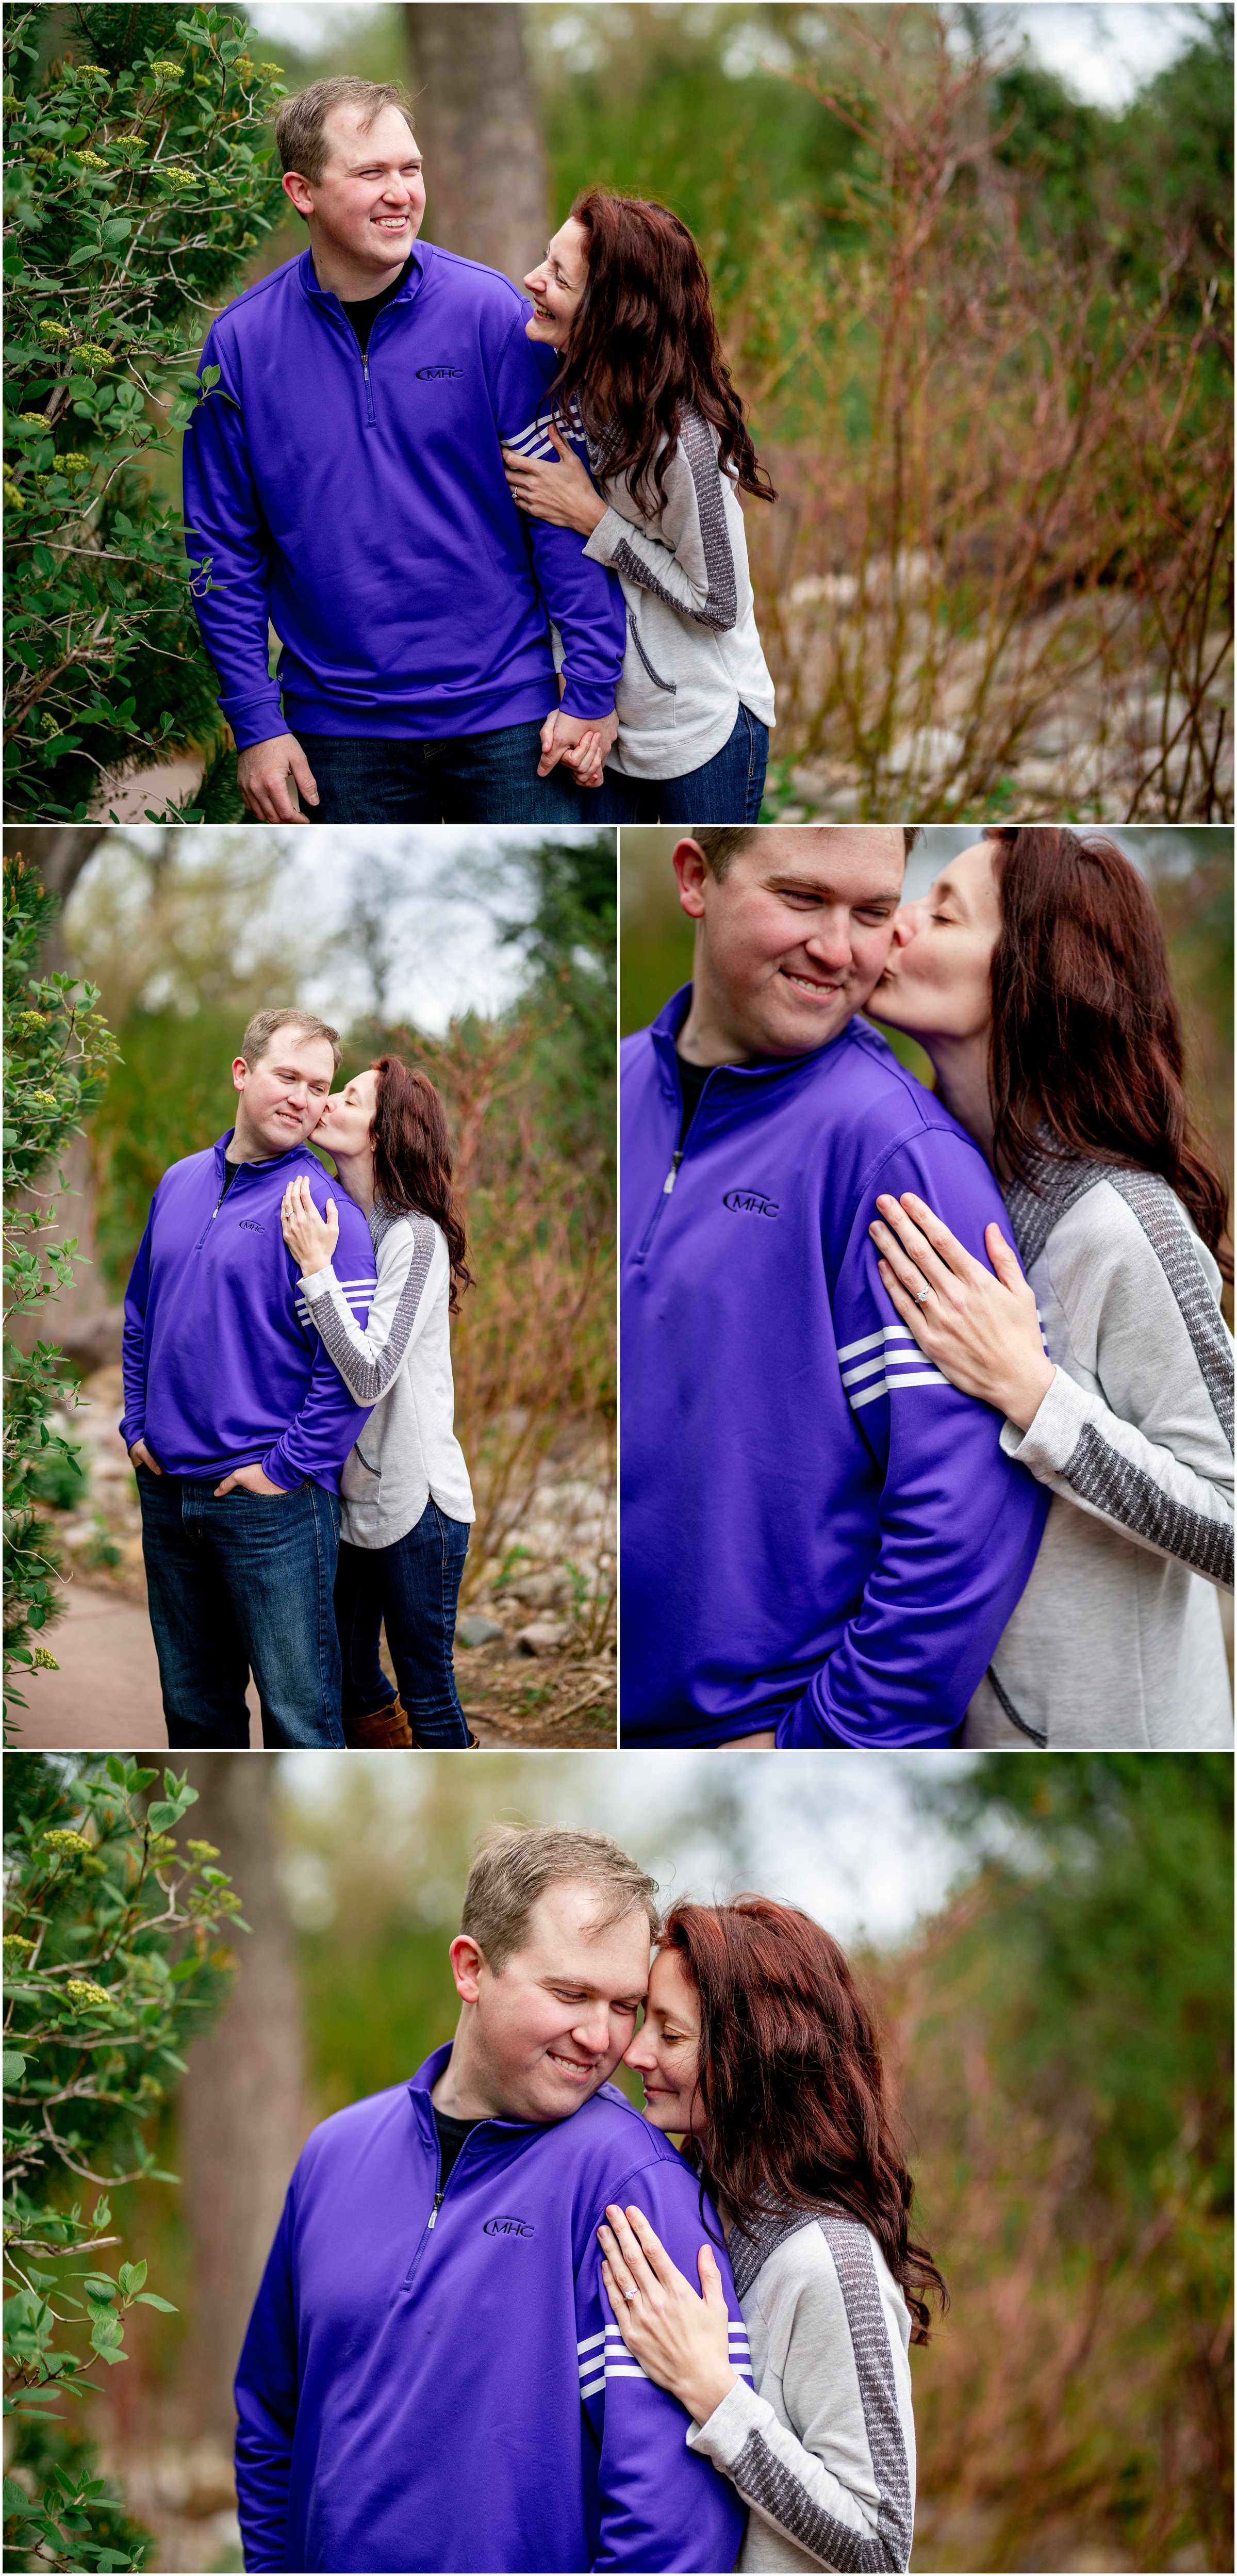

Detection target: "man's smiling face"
[451, 1881, 651, 2124]
[675, 827, 907, 1063]
[231, 1031, 337, 1159]
[284, 101, 426, 284]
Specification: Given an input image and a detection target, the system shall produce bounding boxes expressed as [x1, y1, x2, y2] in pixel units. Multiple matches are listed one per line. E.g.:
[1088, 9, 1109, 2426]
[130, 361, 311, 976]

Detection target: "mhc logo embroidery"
[723, 1188, 779, 1219]
[238, 1219, 265, 1232]
[416, 364, 461, 380]
[482, 2214, 534, 2238]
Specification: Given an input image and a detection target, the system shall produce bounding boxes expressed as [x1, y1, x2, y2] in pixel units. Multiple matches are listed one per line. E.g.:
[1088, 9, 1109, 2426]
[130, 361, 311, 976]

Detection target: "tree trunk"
[175, 1753, 310, 2445]
[403, 3, 550, 285]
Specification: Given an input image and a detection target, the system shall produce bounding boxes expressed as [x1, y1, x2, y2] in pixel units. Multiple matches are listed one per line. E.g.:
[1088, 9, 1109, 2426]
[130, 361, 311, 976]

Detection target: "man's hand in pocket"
[214, 1463, 290, 1497]
[128, 1440, 163, 1475]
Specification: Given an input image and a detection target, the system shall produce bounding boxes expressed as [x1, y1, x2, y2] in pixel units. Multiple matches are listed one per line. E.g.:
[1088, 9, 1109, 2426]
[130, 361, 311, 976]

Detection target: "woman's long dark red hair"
[662, 1898, 947, 2344]
[550, 187, 776, 510]
[369, 1056, 472, 1312]
[984, 827, 1232, 1281]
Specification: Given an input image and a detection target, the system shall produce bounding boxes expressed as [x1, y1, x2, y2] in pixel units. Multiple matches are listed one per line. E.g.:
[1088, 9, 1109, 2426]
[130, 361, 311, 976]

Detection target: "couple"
[236, 1823, 938, 2574]
[182, 77, 774, 826]
[120, 1009, 475, 1749]
[621, 824, 1234, 1748]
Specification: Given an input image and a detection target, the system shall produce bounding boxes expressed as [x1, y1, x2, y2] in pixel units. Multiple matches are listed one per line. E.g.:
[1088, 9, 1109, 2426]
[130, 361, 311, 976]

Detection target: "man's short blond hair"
[276, 77, 415, 189]
[461, 1827, 659, 1976]
[239, 1007, 342, 1072]
[693, 825, 919, 878]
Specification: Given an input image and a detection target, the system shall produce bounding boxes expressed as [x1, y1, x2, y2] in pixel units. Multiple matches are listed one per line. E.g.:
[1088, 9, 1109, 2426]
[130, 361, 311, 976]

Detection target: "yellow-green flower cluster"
[3, 1933, 36, 1962]
[74, 345, 114, 370]
[74, 150, 110, 172]
[146, 61, 182, 79]
[64, 1979, 112, 2011]
[38, 320, 72, 342]
[42, 1829, 92, 1856]
[187, 1839, 221, 1861]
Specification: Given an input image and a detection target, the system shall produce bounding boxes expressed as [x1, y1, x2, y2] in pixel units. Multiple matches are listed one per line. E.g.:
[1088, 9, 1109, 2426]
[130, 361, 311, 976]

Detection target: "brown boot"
[344, 1698, 414, 1749]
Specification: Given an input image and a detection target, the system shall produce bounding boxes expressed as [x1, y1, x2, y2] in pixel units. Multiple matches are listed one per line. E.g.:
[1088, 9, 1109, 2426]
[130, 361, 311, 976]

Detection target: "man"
[121, 1009, 376, 1749]
[620, 826, 1049, 1748]
[181, 77, 624, 824]
[235, 1829, 750, 2574]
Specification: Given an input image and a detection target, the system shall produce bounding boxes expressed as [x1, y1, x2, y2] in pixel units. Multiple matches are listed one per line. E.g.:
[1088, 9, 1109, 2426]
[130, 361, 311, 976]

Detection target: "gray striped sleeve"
[309, 1218, 435, 1406]
[725, 2221, 913, 2573]
[1063, 1421, 1234, 1588]
[610, 409, 738, 632]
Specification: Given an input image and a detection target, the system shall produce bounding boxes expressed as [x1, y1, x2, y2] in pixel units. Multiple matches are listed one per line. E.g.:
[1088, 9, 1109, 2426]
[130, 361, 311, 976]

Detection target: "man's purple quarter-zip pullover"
[619, 989, 1050, 1746]
[180, 241, 627, 750]
[234, 2044, 750, 2573]
[120, 1132, 375, 1493]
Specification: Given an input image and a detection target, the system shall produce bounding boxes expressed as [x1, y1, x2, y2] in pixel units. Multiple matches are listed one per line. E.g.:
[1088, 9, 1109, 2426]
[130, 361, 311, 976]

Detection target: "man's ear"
[448, 1932, 487, 2004]
[232, 1056, 248, 1096]
[672, 838, 708, 922]
[282, 168, 316, 223]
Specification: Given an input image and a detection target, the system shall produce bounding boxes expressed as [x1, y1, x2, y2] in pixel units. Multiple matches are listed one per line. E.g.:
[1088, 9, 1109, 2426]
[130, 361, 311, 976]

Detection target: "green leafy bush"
[3, 852, 119, 1710]
[3, 5, 287, 822]
[3, 1752, 246, 2572]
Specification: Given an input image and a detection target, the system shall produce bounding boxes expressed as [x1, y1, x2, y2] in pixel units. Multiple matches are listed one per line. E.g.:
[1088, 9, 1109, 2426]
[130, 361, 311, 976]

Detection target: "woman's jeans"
[335, 1497, 472, 1747]
[590, 703, 769, 824]
[137, 1470, 344, 1748]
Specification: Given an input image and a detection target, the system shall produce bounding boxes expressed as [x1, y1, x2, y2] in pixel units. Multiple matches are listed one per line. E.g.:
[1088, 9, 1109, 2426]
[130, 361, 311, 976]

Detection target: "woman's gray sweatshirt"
[580, 405, 776, 780]
[298, 1203, 474, 1549]
[963, 1155, 1234, 1748]
[686, 2210, 916, 2574]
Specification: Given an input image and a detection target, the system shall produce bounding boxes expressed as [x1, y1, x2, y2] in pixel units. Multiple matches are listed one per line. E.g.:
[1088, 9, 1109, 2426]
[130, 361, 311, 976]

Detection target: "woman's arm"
[506, 413, 740, 632]
[584, 412, 739, 631]
[871, 1188, 1234, 1588]
[296, 1218, 441, 1410]
[601, 2207, 914, 2573]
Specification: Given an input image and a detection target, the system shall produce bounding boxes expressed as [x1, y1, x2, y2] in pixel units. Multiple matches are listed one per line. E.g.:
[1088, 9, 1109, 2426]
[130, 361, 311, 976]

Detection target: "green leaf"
[102, 219, 133, 244]
[3, 2052, 28, 2085]
[117, 2259, 147, 2295]
[134, 2291, 177, 2313]
[145, 1801, 179, 1832]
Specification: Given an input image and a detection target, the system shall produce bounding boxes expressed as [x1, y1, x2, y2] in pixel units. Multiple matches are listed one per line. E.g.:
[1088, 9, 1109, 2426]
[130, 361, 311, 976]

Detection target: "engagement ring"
[913, 1284, 931, 1305]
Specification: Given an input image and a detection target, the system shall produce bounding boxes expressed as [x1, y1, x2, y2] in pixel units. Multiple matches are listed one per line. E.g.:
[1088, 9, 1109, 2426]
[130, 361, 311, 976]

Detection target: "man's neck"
[675, 984, 843, 1070]
[226, 1123, 285, 1167]
[431, 2035, 508, 2123]
[309, 230, 412, 306]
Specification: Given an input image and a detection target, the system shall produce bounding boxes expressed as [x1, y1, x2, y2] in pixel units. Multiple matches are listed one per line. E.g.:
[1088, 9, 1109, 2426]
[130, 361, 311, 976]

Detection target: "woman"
[864, 824, 1234, 1746]
[597, 1898, 943, 2573]
[279, 1056, 477, 1750]
[502, 188, 777, 824]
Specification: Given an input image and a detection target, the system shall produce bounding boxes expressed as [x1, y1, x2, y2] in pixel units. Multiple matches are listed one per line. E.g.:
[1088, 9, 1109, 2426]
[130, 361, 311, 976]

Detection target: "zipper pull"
[663, 1150, 684, 1196]
[426, 2189, 445, 2231]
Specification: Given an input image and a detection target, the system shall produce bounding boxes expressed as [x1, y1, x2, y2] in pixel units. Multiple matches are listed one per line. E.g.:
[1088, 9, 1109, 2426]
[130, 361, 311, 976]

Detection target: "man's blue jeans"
[334, 1497, 472, 1747]
[296, 720, 586, 823]
[590, 703, 769, 823]
[137, 1470, 345, 1748]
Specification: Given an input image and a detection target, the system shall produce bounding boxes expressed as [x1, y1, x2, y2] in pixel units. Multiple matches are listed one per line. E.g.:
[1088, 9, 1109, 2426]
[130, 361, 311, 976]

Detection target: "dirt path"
[10, 1582, 614, 1750]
